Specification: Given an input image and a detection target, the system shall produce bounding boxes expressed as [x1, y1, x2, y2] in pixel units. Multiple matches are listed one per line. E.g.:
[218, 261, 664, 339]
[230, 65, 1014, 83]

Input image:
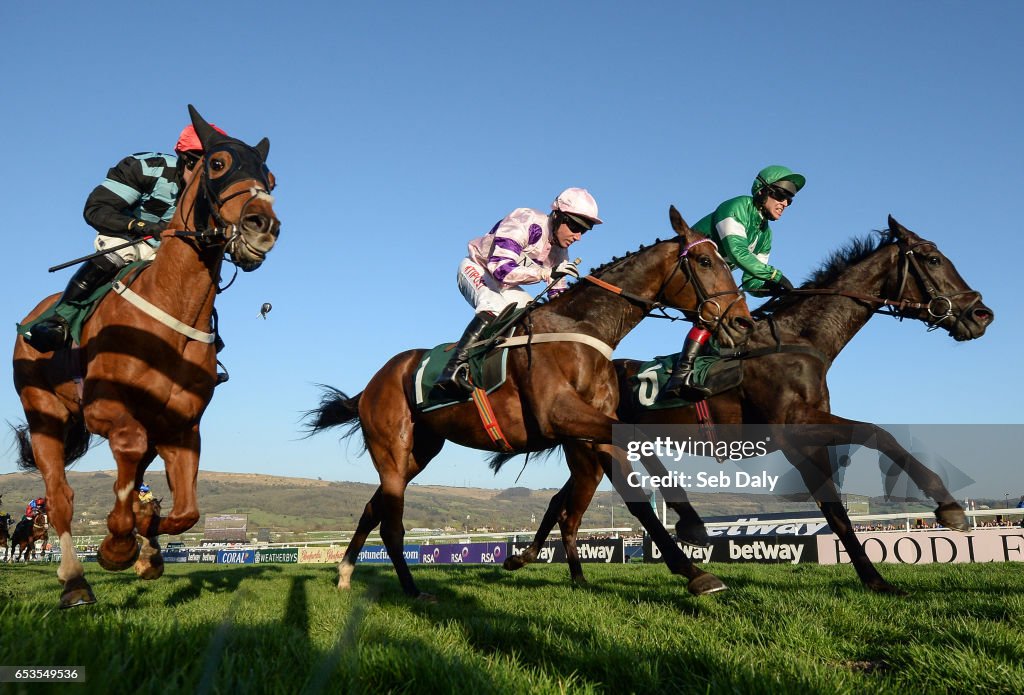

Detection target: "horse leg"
[96, 414, 150, 571]
[21, 406, 96, 606]
[503, 481, 571, 572]
[154, 432, 202, 536]
[794, 410, 967, 530]
[594, 444, 726, 596]
[338, 487, 385, 590]
[779, 436, 904, 595]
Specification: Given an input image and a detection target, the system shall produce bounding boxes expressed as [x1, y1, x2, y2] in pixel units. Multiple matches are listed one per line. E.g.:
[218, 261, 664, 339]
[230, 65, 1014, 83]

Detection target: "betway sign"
[506, 539, 625, 564]
[644, 535, 818, 564]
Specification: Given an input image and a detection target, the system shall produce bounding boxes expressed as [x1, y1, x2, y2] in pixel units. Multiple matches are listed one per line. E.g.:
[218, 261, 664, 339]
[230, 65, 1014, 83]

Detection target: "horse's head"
[182, 104, 280, 272]
[665, 206, 754, 348]
[887, 216, 994, 341]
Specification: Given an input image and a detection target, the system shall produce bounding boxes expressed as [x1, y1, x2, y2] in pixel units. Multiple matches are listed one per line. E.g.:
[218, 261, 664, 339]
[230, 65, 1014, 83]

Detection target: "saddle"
[16, 261, 150, 345]
[414, 303, 526, 412]
[628, 352, 744, 411]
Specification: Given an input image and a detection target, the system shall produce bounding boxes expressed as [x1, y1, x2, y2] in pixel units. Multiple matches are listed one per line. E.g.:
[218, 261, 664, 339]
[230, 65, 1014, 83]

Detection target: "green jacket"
[693, 195, 782, 292]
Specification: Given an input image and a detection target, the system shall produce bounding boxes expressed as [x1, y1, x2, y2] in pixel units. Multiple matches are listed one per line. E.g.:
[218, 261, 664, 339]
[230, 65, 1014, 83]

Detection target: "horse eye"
[699, 256, 712, 268]
[928, 256, 941, 266]
[211, 158, 226, 171]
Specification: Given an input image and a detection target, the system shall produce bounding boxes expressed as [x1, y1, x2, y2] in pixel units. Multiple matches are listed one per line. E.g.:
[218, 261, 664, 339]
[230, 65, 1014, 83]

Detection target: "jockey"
[433, 187, 603, 396]
[138, 483, 154, 504]
[662, 165, 806, 400]
[24, 121, 228, 353]
[24, 497, 46, 522]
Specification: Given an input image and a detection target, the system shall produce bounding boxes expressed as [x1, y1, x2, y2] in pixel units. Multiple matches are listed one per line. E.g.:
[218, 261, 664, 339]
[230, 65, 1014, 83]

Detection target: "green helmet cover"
[752, 165, 806, 196]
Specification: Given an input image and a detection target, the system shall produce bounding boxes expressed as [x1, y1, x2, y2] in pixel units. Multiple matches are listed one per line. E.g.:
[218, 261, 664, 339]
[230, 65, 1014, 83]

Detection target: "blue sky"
[1, 2, 1020, 499]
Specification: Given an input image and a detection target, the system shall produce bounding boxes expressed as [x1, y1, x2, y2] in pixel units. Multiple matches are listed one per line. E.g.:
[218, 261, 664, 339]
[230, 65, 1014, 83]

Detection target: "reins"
[768, 237, 983, 336]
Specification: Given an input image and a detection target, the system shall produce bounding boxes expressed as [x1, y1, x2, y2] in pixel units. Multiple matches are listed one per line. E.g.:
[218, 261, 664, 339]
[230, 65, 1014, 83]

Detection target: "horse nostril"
[973, 306, 994, 324]
[243, 214, 270, 235]
[735, 317, 755, 334]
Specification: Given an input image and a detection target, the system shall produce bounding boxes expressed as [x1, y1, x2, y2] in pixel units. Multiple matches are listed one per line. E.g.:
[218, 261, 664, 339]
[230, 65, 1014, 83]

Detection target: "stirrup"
[434, 363, 472, 397]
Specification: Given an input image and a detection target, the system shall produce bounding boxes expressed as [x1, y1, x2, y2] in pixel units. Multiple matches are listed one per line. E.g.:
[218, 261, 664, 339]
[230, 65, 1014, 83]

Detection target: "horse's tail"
[10, 415, 92, 471]
[488, 444, 561, 473]
[303, 385, 365, 448]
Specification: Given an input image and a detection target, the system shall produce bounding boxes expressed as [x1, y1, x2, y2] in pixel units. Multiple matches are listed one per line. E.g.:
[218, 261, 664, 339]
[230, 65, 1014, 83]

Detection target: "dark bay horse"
[505, 217, 994, 593]
[10, 513, 49, 562]
[12, 106, 280, 607]
[306, 207, 754, 599]
[0, 512, 12, 561]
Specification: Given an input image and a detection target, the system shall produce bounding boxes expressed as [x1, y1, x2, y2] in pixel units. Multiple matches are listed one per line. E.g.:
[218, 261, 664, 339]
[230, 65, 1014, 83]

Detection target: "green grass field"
[1, 561, 1021, 694]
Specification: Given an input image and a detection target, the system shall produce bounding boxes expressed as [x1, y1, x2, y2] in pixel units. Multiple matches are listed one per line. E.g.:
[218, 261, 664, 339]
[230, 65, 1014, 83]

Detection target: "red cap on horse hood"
[175, 123, 228, 154]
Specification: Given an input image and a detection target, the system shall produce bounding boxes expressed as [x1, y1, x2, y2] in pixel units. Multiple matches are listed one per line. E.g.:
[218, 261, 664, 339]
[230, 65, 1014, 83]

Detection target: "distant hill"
[2, 469, 963, 543]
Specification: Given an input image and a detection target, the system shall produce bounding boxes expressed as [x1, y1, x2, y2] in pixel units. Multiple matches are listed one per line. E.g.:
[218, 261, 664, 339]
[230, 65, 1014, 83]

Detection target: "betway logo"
[650, 543, 713, 563]
[578, 544, 615, 563]
[707, 517, 828, 536]
[728, 540, 804, 564]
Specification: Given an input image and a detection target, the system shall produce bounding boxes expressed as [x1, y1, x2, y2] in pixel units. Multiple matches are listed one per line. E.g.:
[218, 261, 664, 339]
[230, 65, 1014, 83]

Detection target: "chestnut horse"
[504, 217, 994, 593]
[306, 207, 754, 599]
[10, 513, 49, 562]
[12, 106, 280, 607]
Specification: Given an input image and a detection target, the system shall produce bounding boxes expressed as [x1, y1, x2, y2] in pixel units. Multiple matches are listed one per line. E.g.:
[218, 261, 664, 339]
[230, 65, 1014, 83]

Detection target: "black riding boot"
[24, 255, 122, 352]
[433, 313, 493, 396]
[661, 335, 712, 401]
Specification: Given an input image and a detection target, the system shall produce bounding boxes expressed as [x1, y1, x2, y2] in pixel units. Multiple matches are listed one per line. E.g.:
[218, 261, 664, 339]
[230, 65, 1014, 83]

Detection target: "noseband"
[666, 238, 747, 330]
[892, 238, 983, 334]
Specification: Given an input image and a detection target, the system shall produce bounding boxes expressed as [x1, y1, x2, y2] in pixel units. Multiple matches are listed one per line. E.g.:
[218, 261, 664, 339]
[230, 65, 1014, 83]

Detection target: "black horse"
[502, 217, 994, 593]
[0, 512, 12, 561]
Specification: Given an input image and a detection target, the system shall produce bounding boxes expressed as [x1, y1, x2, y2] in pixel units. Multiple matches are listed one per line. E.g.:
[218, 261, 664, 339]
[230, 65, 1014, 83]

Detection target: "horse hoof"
[97, 537, 141, 572]
[60, 577, 97, 609]
[935, 503, 969, 532]
[687, 573, 728, 596]
[503, 557, 527, 571]
[867, 580, 908, 596]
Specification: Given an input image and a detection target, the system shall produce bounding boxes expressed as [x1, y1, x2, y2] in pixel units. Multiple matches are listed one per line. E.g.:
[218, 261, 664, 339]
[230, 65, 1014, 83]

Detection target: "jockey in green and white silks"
[661, 165, 806, 401]
[693, 164, 806, 294]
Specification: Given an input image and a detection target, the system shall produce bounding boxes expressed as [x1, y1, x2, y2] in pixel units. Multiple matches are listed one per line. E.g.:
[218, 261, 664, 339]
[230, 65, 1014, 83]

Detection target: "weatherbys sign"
[817, 529, 1024, 565]
[643, 535, 818, 564]
[505, 539, 625, 564]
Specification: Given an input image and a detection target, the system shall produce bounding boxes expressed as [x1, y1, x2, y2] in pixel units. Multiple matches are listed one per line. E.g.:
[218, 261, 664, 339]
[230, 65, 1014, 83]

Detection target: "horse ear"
[254, 137, 270, 161]
[187, 104, 221, 151]
[888, 214, 919, 242]
[669, 205, 692, 237]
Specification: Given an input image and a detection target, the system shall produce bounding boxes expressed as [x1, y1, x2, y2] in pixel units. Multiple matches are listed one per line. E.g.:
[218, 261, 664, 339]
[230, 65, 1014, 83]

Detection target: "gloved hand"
[550, 259, 580, 281]
[763, 275, 794, 294]
[127, 219, 167, 237]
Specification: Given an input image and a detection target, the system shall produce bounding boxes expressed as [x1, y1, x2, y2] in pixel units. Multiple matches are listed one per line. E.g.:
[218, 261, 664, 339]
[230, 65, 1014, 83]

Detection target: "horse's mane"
[753, 228, 894, 318]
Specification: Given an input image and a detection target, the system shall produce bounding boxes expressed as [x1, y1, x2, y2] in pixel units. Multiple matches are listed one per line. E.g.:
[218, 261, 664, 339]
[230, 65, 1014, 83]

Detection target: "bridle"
[584, 237, 747, 331]
[780, 235, 983, 336]
[171, 140, 277, 273]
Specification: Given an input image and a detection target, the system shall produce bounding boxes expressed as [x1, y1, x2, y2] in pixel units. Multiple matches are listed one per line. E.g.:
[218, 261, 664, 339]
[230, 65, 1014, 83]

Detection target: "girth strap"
[493, 332, 614, 361]
[111, 281, 215, 343]
[471, 387, 512, 452]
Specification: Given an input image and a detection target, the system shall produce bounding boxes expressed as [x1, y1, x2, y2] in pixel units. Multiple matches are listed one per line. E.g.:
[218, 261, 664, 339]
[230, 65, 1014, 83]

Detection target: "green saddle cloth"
[627, 346, 743, 411]
[16, 261, 149, 345]
[412, 303, 533, 412]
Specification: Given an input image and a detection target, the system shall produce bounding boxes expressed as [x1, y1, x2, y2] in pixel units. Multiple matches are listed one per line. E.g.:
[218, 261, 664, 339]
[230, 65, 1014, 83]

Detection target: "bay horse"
[10, 513, 49, 562]
[0, 512, 12, 561]
[504, 216, 994, 593]
[306, 206, 754, 599]
[12, 105, 280, 607]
